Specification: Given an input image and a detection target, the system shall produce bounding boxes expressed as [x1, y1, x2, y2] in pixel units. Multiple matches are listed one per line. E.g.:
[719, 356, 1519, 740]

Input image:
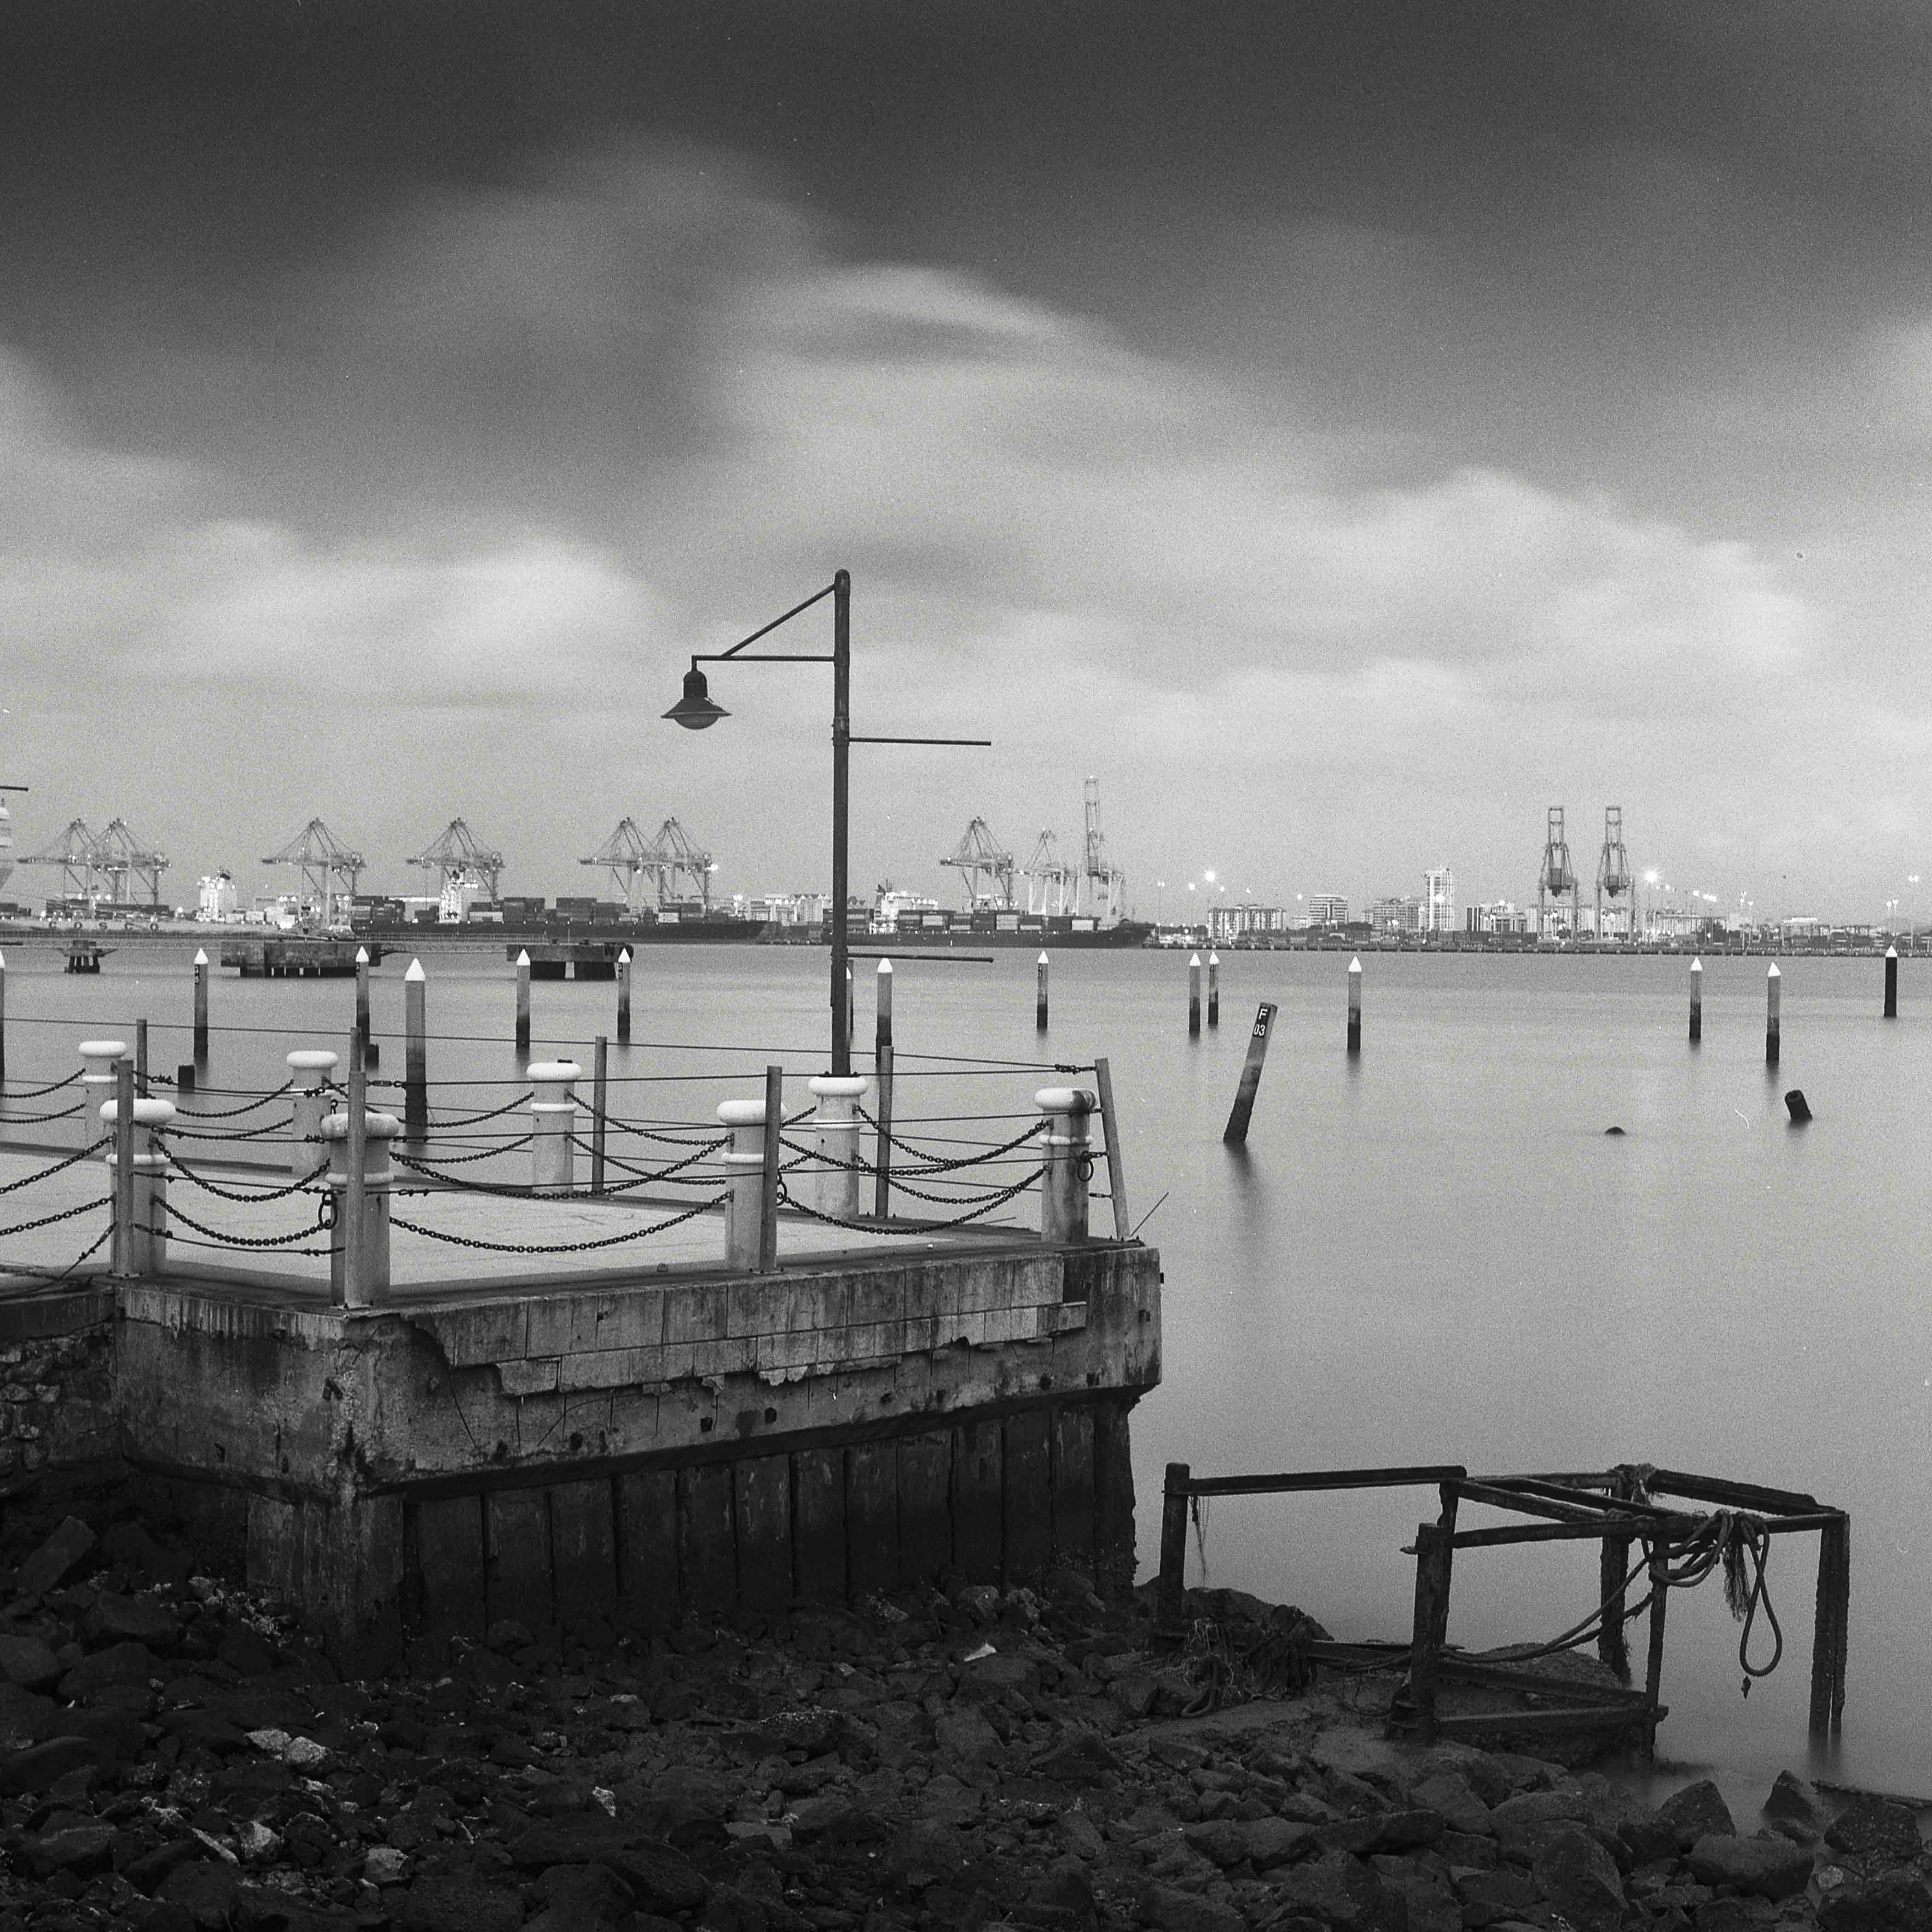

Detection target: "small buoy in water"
[1785, 1089, 1812, 1124]
[1604, 1126, 1625, 1137]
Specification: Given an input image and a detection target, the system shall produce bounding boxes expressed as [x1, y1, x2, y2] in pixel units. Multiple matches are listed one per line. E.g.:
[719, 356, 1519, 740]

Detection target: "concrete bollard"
[1207, 951, 1220, 1028]
[717, 1097, 771, 1273]
[808, 1074, 871, 1221]
[78, 1040, 129, 1149]
[192, 949, 210, 1065]
[528, 1059, 581, 1194]
[1036, 951, 1049, 1032]
[1766, 963, 1781, 1067]
[1690, 956, 1703, 1044]
[322, 1107, 401, 1305]
[1036, 1085, 1096, 1244]
[1188, 954, 1201, 1037]
[1348, 955, 1363, 1055]
[286, 1049, 339, 1178]
[515, 949, 532, 1054]
[1885, 945, 1898, 1020]
[404, 957, 428, 1141]
[616, 947, 632, 1044]
[100, 1095, 176, 1276]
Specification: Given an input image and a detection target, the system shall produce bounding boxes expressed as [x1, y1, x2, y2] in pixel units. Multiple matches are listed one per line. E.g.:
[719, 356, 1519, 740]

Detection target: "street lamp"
[664, 569, 986, 1076]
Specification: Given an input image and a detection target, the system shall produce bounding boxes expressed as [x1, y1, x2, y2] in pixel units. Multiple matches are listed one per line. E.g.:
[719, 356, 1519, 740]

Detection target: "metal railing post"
[591, 1034, 608, 1195]
[110, 1058, 135, 1277]
[342, 1036, 367, 1307]
[760, 1064, 783, 1274]
[1094, 1056, 1130, 1240]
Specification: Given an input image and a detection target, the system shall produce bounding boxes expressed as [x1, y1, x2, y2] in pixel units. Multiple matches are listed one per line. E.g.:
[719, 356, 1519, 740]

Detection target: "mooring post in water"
[1766, 963, 1781, 1067]
[1036, 1085, 1096, 1243]
[1036, 951, 1049, 1032]
[1095, 1056, 1131, 1239]
[1405, 1508, 1457, 1744]
[1221, 1002, 1277, 1144]
[354, 946, 375, 1066]
[874, 960, 894, 1219]
[1598, 1469, 1635, 1684]
[616, 947, 632, 1044]
[1809, 1514, 1851, 1738]
[1188, 954, 1201, 1036]
[810, 1073, 870, 1221]
[404, 957, 428, 1142]
[514, 949, 532, 1055]
[719, 1092, 771, 1272]
[528, 1059, 581, 1194]
[1348, 955, 1363, 1055]
[78, 1039, 128, 1152]
[1885, 944, 1898, 1020]
[286, 1049, 338, 1179]
[134, 1018, 148, 1099]
[192, 949, 210, 1066]
[1207, 950, 1220, 1027]
[1156, 1463, 1192, 1636]
[591, 1035, 608, 1195]
[1689, 956, 1703, 1044]
[1642, 1537, 1671, 1761]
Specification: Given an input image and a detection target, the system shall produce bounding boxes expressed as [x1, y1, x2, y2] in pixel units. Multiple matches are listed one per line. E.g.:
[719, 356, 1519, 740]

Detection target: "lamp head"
[664, 665, 728, 730]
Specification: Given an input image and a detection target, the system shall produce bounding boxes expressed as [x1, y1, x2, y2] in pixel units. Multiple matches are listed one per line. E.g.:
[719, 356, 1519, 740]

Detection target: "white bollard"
[716, 1097, 770, 1272]
[807, 1074, 871, 1222]
[1035, 1085, 1097, 1244]
[99, 1096, 176, 1275]
[78, 1040, 128, 1150]
[528, 1059, 581, 1194]
[322, 1108, 401, 1305]
[286, 1049, 339, 1178]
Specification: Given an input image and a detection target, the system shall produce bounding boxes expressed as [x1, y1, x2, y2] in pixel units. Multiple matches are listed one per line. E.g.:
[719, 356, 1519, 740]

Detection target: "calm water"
[3, 938, 1926, 1799]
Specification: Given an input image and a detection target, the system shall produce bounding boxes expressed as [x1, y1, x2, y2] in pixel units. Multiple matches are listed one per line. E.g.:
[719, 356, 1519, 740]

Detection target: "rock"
[400, 1874, 526, 1932]
[1687, 1832, 1813, 1901]
[1267, 1850, 1407, 1930]
[1111, 1672, 1160, 1719]
[1237, 1816, 1314, 1870]
[58, 1639, 153, 1702]
[363, 1845, 410, 1886]
[157, 1859, 240, 1930]
[1375, 1866, 1461, 1932]
[17, 1516, 97, 1597]
[1762, 1769, 1824, 1843]
[0, 1734, 105, 1794]
[215, 1622, 278, 1675]
[1132, 1880, 1245, 1932]
[0, 1633, 63, 1692]
[1615, 1802, 1681, 1867]
[1824, 1791, 1923, 1862]
[1031, 1729, 1121, 1786]
[934, 1703, 1004, 1766]
[788, 1792, 887, 1844]
[956, 1651, 1040, 1703]
[1025, 1859, 1096, 1926]
[122, 1839, 201, 1893]
[1819, 1871, 1932, 1932]
[1409, 1769, 1491, 1836]
[1454, 1867, 1539, 1927]
[25, 1819, 116, 1876]
[1181, 1818, 1247, 1868]
[1059, 1809, 1105, 1860]
[602, 1839, 714, 1912]
[523, 1862, 637, 1932]
[1530, 1824, 1626, 1932]
[86, 1590, 182, 1650]
[1658, 1777, 1736, 1849]
[1317, 1808, 1446, 1857]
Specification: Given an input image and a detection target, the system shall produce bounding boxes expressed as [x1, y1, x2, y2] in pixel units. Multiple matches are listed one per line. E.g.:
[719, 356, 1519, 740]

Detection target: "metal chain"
[160, 1115, 291, 1142]
[396, 1134, 534, 1168]
[0, 1141, 110, 1196]
[777, 1166, 1045, 1230]
[389, 1193, 727, 1255]
[2, 1099, 84, 1124]
[566, 1134, 722, 1189]
[852, 1111, 1045, 1172]
[427, 1092, 533, 1128]
[175, 1079, 295, 1120]
[573, 1098, 739, 1149]
[0, 1069, 82, 1100]
[0, 1195, 113, 1240]
[163, 1151, 332, 1203]
[0, 1222, 112, 1287]
[159, 1199, 336, 1249]
[390, 1149, 545, 1197]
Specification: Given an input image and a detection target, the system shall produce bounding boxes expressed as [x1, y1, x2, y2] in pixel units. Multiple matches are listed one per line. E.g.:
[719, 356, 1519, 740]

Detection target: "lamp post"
[665, 570, 984, 1075]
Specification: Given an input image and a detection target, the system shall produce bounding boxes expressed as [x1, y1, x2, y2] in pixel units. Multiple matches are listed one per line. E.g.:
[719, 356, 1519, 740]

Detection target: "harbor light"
[663, 667, 728, 730]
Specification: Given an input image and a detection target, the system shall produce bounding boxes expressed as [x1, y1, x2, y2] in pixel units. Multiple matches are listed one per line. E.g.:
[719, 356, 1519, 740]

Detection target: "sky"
[5, 0, 1932, 922]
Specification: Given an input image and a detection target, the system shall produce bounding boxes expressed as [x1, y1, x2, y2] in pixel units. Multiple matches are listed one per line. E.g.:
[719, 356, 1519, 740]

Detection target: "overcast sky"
[5, 1, 1932, 921]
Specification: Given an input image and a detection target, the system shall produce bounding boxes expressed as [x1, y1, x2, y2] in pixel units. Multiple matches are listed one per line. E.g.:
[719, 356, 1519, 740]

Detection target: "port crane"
[1022, 831, 1076, 917]
[1596, 806, 1635, 941]
[263, 819, 364, 929]
[95, 818, 169, 907]
[580, 817, 715, 911]
[1537, 806, 1581, 940]
[17, 819, 106, 905]
[408, 818, 505, 902]
[1075, 777, 1127, 924]
[941, 818, 1015, 909]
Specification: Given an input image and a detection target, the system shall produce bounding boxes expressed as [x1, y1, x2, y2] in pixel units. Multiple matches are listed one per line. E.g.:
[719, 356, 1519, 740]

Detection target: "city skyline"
[6, 5, 1932, 918]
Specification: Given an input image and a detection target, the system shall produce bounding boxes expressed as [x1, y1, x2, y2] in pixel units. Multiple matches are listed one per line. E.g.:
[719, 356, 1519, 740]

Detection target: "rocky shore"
[0, 1508, 1924, 1932]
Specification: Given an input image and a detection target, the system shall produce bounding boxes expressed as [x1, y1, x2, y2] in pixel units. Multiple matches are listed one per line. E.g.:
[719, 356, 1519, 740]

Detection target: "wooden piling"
[1207, 951, 1220, 1028]
[1095, 1056, 1131, 1239]
[1188, 954, 1201, 1037]
[1221, 1002, 1277, 1144]
[759, 1065, 783, 1275]
[134, 1018, 149, 1099]
[1598, 1468, 1634, 1684]
[873, 960, 893, 1219]
[1642, 1538, 1671, 1760]
[1405, 1511, 1456, 1743]
[1036, 951, 1049, 1032]
[403, 958, 427, 1142]
[1809, 1514, 1850, 1737]
[1156, 1462, 1191, 1635]
[1347, 955, 1362, 1055]
[514, 950, 532, 1054]
[192, 949, 209, 1065]
[1885, 945, 1898, 1020]
[1766, 963, 1781, 1067]
[591, 1034, 608, 1195]
[616, 947, 632, 1044]
[1689, 956, 1703, 1044]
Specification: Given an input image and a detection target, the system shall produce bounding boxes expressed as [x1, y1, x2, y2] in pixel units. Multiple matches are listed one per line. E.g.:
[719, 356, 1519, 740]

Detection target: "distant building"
[1423, 867, 1455, 934]
[196, 871, 238, 922]
[1305, 894, 1349, 928]
[1365, 894, 1422, 934]
[1208, 904, 1290, 943]
[1465, 900, 1532, 935]
[733, 892, 825, 927]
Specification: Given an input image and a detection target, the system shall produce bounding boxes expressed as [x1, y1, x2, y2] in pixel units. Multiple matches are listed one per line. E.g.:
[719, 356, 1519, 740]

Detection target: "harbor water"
[1, 939, 1925, 1801]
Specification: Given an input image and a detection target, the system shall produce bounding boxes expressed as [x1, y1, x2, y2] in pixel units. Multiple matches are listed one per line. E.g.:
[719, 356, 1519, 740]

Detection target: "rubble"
[0, 1508, 1924, 1931]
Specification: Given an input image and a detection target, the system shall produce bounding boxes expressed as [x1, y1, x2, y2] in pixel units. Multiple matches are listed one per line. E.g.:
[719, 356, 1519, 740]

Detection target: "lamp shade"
[664, 666, 728, 729]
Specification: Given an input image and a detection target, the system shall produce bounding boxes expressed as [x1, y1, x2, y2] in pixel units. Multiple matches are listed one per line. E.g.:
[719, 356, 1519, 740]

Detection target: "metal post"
[0, 947, 6, 1088]
[1094, 1056, 1131, 1239]
[1156, 1462, 1192, 1636]
[514, 949, 532, 1055]
[343, 1034, 367, 1308]
[616, 948, 632, 1044]
[1188, 953, 1201, 1036]
[1221, 1002, 1277, 1143]
[1347, 955, 1363, 1055]
[1689, 956, 1703, 1044]
[873, 960, 894, 1219]
[592, 1034, 608, 1195]
[354, 946, 373, 1065]
[1207, 950, 1220, 1027]
[110, 1058, 135, 1277]
[1035, 950, 1049, 1032]
[760, 1064, 783, 1274]
[404, 957, 427, 1142]
[134, 1018, 148, 1098]
[1885, 945, 1898, 1020]
[831, 569, 851, 1077]
[1766, 963, 1781, 1067]
[192, 949, 210, 1066]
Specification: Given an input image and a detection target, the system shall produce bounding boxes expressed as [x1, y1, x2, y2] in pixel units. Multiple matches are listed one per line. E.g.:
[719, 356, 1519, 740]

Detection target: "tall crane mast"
[1076, 777, 1126, 924]
[940, 818, 1015, 910]
[263, 819, 364, 929]
[17, 819, 105, 905]
[1537, 806, 1581, 940]
[95, 818, 169, 907]
[581, 817, 653, 912]
[408, 819, 504, 901]
[1596, 806, 1634, 942]
[646, 818, 714, 910]
[1022, 831, 1075, 917]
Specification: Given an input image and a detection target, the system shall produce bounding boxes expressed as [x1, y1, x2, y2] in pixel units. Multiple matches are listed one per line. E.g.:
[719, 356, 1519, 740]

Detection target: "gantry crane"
[407, 818, 504, 901]
[1076, 777, 1127, 924]
[580, 818, 715, 911]
[17, 820, 105, 905]
[1596, 806, 1635, 942]
[1537, 806, 1581, 940]
[263, 819, 364, 929]
[941, 818, 1015, 910]
[1022, 831, 1075, 917]
[95, 818, 169, 907]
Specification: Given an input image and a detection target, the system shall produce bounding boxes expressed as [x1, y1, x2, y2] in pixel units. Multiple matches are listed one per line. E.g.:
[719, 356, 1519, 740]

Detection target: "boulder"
[400, 1874, 525, 1932]
[1761, 1769, 1824, 1843]
[1529, 1823, 1626, 1932]
[1132, 1880, 1245, 1932]
[1658, 1777, 1736, 1849]
[58, 1639, 153, 1702]
[1409, 1769, 1491, 1836]
[1267, 1851, 1407, 1931]
[17, 1516, 97, 1597]
[1453, 1866, 1539, 1927]
[0, 1633, 63, 1693]
[1824, 1792, 1923, 1862]
[1237, 1816, 1315, 1870]
[934, 1703, 1004, 1766]
[1819, 1871, 1932, 1932]
[1686, 1832, 1813, 1901]
[86, 1590, 182, 1650]
[602, 1839, 714, 1912]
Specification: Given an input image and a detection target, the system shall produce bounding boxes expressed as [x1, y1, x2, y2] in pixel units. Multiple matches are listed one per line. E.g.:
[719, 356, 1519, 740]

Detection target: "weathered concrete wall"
[0, 1287, 116, 1480]
[114, 1242, 1161, 1666]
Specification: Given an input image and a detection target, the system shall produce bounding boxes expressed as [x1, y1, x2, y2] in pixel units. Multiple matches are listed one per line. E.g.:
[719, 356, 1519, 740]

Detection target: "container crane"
[1021, 831, 1075, 917]
[263, 819, 364, 929]
[1596, 806, 1634, 942]
[1537, 806, 1581, 940]
[408, 818, 504, 901]
[941, 818, 1015, 910]
[1076, 778, 1127, 924]
[17, 820, 105, 905]
[580, 818, 717, 911]
[95, 818, 169, 907]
